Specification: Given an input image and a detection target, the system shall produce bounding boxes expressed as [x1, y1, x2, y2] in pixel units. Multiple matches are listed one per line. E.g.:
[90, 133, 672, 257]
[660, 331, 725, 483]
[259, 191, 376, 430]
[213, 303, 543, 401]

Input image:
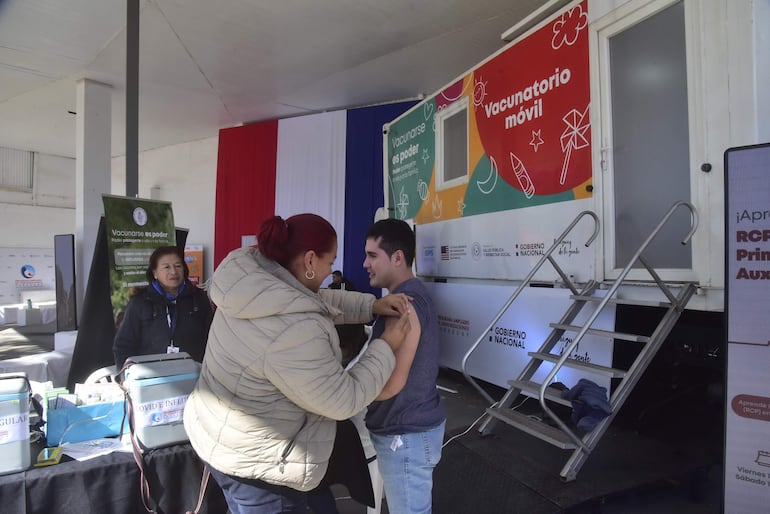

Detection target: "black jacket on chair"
[113, 280, 213, 370]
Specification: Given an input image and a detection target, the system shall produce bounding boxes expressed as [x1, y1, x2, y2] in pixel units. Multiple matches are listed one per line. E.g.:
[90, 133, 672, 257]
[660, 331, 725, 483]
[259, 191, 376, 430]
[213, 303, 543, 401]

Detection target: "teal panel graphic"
[387, 101, 436, 219]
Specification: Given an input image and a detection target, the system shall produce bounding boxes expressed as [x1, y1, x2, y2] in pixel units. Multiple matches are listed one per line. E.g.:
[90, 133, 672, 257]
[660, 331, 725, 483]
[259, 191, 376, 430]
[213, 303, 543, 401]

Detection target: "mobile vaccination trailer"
[382, 0, 768, 496]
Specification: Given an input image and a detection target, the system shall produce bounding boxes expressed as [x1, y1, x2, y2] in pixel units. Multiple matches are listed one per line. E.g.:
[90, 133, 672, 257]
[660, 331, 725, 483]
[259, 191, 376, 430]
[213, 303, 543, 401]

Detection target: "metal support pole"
[126, 0, 139, 197]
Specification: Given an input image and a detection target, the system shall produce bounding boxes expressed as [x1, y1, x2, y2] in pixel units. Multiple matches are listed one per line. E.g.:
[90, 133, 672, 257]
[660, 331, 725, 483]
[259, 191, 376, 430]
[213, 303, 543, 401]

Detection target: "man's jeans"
[370, 421, 445, 514]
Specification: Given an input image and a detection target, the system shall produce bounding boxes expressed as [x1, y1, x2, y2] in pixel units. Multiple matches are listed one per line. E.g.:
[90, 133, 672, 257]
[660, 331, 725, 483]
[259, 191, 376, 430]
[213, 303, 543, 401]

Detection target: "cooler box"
[122, 352, 200, 450]
[0, 373, 30, 475]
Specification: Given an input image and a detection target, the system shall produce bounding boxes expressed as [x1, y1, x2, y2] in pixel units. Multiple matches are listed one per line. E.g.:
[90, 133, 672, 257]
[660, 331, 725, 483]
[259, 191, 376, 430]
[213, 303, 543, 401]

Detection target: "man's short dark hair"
[365, 218, 415, 266]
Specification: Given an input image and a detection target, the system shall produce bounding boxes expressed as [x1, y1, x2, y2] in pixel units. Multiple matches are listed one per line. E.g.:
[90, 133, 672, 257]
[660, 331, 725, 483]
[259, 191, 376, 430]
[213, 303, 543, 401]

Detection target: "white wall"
[0, 135, 218, 292]
[0, 152, 77, 247]
[110, 136, 218, 281]
[0, 203, 75, 248]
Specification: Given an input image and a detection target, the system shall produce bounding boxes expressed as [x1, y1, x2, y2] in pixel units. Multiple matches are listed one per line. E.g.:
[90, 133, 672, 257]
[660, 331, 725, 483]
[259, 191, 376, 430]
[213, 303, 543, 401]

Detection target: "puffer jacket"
[183, 247, 396, 491]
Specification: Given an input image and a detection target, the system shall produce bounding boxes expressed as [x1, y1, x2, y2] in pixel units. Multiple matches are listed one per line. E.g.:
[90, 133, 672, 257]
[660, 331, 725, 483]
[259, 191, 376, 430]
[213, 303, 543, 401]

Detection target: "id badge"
[167, 345, 179, 354]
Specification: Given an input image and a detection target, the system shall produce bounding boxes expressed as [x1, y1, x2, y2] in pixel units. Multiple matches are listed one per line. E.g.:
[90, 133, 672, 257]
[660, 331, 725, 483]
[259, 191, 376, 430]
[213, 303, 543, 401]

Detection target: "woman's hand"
[373, 293, 412, 317]
[380, 311, 411, 352]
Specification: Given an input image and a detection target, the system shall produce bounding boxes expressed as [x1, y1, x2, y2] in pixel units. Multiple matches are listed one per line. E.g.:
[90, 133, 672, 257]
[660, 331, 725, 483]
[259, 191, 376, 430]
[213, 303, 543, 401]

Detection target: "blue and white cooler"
[122, 352, 200, 450]
[0, 372, 30, 475]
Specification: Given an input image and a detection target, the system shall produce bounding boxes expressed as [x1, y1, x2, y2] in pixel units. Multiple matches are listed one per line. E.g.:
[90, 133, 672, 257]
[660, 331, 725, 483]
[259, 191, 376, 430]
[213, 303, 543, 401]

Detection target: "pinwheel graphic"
[559, 104, 590, 185]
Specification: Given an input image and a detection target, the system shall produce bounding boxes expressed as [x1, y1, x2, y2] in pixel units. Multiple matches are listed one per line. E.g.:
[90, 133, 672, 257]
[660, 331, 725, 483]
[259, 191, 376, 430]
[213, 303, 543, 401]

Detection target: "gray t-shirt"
[366, 278, 445, 435]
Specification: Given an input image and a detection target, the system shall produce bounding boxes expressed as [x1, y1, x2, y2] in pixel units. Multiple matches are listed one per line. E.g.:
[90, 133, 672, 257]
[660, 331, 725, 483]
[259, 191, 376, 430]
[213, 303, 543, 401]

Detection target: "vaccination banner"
[385, 0, 590, 224]
[102, 195, 175, 320]
[724, 143, 770, 513]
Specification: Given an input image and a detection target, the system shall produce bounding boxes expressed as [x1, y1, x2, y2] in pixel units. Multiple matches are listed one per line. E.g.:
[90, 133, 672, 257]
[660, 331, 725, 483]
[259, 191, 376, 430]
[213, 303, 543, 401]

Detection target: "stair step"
[549, 323, 650, 343]
[529, 352, 627, 378]
[570, 294, 672, 308]
[507, 380, 572, 407]
[485, 407, 577, 449]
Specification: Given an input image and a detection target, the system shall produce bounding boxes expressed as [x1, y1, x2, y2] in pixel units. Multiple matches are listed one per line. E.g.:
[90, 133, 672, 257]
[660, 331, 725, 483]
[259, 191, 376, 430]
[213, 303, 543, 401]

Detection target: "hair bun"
[258, 216, 289, 262]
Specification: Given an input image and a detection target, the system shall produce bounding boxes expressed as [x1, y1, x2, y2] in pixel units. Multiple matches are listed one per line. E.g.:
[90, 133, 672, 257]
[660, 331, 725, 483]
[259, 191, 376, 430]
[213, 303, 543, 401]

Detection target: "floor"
[0, 322, 723, 513]
[328, 368, 723, 514]
[0, 321, 56, 360]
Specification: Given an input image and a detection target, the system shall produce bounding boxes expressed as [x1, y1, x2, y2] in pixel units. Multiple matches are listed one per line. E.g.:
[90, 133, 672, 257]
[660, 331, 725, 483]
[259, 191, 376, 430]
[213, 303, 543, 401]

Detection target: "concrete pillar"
[75, 79, 112, 325]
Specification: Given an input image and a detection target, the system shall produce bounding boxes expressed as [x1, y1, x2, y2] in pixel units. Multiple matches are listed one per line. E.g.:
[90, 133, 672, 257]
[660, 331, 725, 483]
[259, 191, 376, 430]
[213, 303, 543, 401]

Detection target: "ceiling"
[0, 0, 545, 159]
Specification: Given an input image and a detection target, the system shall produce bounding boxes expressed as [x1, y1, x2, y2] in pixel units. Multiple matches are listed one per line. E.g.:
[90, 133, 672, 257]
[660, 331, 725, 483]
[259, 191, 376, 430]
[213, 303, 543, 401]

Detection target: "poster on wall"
[0, 247, 55, 305]
[184, 244, 204, 285]
[384, 0, 591, 280]
[102, 195, 176, 321]
[724, 143, 770, 513]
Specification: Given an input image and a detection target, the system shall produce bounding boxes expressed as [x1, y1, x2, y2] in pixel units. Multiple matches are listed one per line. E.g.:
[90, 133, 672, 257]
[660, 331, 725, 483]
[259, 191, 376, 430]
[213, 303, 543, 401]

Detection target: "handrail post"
[535, 201, 699, 449]
[460, 211, 600, 404]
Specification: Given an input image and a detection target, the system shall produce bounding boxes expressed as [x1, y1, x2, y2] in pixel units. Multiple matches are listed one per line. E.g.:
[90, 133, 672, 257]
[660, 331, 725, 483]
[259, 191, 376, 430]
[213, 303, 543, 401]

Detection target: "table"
[0, 443, 227, 514]
[0, 306, 19, 324]
[0, 303, 57, 326]
[0, 350, 73, 387]
[17, 308, 43, 325]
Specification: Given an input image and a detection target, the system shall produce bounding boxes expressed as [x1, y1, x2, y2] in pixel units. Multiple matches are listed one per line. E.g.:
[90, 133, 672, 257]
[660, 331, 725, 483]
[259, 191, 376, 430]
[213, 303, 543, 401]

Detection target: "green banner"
[102, 195, 175, 319]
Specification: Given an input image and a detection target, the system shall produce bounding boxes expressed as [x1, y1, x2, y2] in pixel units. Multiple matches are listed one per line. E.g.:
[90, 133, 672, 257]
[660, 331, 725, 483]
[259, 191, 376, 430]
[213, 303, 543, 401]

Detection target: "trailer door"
[594, 0, 697, 282]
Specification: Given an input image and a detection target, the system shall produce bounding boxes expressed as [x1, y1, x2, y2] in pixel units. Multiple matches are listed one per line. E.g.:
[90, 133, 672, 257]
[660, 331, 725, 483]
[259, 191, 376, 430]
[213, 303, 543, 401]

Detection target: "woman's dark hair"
[258, 214, 337, 268]
[145, 246, 189, 283]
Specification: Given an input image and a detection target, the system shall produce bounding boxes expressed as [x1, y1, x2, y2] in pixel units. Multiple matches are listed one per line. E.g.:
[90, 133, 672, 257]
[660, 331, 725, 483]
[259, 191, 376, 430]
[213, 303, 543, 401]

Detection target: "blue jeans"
[209, 466, 308, 514]
[369, 421, 445, 514]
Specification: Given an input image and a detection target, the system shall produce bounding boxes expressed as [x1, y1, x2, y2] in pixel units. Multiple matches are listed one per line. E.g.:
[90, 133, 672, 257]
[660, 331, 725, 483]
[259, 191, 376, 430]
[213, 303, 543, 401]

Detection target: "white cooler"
[122, 352, 200, 450]
[0, 373, 30, 475]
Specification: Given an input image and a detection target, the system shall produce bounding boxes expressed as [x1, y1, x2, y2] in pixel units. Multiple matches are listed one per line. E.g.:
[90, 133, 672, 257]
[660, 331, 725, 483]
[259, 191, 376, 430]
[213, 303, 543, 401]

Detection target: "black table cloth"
[0, 443, 227, 514]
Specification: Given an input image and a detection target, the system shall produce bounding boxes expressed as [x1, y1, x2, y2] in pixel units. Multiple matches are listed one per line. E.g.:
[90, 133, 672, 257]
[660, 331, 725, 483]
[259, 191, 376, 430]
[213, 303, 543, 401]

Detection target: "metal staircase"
[461, 201, 699, 482]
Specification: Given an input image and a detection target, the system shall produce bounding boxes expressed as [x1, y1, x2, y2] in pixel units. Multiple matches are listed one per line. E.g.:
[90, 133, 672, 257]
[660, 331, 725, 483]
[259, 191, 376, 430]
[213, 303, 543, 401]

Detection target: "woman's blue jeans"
[369, 421, 445, 514]
[209, 466, 307, 514]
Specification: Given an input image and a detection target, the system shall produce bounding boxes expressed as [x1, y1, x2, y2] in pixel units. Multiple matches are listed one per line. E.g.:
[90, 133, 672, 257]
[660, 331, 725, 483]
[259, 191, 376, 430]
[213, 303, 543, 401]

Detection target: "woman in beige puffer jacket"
[183, 213, 410, 513]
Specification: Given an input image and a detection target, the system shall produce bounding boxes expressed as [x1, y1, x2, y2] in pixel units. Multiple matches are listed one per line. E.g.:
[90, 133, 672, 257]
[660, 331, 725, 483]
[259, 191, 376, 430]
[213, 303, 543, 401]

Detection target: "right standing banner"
[724, 142, 770, 513]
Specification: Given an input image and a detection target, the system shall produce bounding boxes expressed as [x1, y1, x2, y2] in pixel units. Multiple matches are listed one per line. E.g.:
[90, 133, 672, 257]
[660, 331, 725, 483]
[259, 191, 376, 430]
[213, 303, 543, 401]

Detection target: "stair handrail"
[537, 200, 699, 450]
[460, 210, 600, 404]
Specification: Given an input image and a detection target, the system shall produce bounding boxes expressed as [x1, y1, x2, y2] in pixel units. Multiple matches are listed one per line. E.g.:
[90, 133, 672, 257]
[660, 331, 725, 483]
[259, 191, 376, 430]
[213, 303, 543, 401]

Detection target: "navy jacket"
[113, 280, 213, 369]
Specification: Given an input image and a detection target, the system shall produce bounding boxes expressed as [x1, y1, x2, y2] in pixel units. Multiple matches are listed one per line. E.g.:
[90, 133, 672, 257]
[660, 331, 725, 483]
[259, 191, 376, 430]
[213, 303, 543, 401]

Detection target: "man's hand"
[373, 293, 412, 317]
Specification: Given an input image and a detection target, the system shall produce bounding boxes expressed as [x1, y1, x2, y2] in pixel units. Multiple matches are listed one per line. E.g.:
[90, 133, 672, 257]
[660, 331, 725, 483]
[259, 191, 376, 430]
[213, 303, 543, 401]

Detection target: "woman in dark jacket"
[113, 246, 213, 370]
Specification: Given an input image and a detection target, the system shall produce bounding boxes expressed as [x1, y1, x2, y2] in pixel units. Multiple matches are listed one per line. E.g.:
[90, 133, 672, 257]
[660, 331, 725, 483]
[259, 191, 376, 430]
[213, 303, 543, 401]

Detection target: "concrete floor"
[325, 368, 722, 514]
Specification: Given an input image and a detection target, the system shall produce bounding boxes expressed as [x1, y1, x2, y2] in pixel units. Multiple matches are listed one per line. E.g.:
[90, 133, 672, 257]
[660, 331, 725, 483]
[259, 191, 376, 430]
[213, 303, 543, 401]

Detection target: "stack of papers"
[60, 437, 133, 461]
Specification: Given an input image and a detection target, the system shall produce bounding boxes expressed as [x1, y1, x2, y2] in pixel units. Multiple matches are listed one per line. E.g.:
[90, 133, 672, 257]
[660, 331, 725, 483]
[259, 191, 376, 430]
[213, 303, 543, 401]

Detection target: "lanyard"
[165, 302, 177, 349]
